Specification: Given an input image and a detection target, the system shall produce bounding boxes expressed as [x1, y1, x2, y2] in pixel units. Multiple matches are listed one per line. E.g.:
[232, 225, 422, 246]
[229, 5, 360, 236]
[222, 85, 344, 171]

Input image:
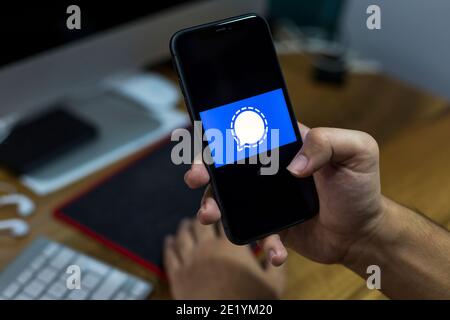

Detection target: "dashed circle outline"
[230, 106, 268, 150]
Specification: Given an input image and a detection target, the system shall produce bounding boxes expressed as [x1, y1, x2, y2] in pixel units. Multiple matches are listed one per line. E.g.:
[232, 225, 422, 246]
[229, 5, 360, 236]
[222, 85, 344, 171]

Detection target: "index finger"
[184, 154, 210, 189]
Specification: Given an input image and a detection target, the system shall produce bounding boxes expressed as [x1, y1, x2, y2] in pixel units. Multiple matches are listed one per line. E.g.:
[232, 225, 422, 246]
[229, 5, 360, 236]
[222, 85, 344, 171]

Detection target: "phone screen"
[172, 15, 318, 243]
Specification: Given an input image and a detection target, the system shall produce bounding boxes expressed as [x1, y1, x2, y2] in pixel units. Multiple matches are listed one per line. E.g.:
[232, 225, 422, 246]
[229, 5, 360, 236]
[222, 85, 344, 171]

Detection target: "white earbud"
[0, 219, 29, 237]
[0, 194, 35, 217]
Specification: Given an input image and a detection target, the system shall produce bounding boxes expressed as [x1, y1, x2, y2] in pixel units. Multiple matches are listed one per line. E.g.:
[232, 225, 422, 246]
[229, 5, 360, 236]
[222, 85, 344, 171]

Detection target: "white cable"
[0, 219, 29, 237]
[0, 194, 35, 217]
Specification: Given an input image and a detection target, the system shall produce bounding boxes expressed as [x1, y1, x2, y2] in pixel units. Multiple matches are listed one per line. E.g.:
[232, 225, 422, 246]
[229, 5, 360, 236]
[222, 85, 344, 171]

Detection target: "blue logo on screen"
[199, 88, 297, 168]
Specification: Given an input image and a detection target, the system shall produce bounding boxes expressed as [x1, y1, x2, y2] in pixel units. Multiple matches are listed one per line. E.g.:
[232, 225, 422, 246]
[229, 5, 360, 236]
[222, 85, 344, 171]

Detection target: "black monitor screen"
[0, 1, 189, 67]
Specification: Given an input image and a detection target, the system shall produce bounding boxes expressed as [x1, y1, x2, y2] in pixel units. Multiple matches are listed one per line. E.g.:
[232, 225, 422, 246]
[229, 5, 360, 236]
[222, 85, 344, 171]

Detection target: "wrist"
[342, 196, 405, 274]
[342, 196, 450, 299]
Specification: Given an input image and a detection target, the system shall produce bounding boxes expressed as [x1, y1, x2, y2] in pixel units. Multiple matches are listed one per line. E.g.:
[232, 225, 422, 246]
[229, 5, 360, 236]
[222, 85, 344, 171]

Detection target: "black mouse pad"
[55, 138, 204, 277]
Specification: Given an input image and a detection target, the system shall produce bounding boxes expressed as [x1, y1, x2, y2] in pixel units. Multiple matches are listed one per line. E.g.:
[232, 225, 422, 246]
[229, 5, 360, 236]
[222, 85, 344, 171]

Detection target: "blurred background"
[272, 0, 450, 100]
[0, 0, 449, 300]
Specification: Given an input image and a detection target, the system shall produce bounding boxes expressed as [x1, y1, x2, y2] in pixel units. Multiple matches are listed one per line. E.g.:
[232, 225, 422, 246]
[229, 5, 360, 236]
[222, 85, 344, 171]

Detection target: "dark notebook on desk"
[55, 138, 204, 277]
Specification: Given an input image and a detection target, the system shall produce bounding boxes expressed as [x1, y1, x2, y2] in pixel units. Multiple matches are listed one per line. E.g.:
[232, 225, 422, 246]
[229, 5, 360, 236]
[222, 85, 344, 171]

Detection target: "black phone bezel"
[170, 14, 317, 244]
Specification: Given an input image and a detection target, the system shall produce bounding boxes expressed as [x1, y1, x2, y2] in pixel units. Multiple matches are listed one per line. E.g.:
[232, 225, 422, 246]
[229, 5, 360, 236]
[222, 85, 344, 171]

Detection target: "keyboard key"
[23, 280, 46, 298]
[2, 283, 20, 299]
[47, 282, 68, 299]
[39, 294, 56, 300]
[60, 272, 68, 282]
[67, 289, 89, 300]
[15, 293, 33, 300]
[37, 268, 57, 283]
[50, 248, 75, 269]
[31, 255, 47, 270]
[74, 256, 109, 275]
[82, 272, 102, 289]
[17, 270, 34, 283]
[43, 242, 60, 257]
[91, 271, 126, 300]
[131, 281, 149, 297]
[113, 291, 127, 300]
[114, 291, 135, 300]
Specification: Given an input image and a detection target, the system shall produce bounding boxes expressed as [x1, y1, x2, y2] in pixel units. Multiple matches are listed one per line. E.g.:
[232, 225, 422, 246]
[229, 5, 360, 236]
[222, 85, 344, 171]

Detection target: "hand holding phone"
[186, 123, 384, 267]
[171, 14, 319, 244]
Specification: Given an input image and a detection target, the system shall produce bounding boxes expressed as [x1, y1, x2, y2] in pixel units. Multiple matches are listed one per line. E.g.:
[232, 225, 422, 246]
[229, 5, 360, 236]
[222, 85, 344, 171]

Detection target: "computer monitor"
[0, 0, 267, 195]
[0, 0, 266, 118]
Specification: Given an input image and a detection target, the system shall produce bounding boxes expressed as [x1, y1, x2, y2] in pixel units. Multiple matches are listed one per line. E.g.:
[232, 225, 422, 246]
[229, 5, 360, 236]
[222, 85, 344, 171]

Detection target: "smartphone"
[170, 14, 319, 244]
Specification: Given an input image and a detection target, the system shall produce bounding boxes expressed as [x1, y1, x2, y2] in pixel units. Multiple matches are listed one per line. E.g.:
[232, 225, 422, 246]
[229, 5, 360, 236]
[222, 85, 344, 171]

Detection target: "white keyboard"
[0, 237, 153, 300]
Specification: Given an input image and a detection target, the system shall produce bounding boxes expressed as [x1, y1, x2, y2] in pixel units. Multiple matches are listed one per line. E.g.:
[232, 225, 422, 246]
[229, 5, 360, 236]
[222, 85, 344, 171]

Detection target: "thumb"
[287, 127, 379, 177]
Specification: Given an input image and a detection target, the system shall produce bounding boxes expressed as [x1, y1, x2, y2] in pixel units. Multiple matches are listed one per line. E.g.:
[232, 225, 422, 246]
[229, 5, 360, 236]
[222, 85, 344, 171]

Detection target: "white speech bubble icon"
[231, 107, 268, 151]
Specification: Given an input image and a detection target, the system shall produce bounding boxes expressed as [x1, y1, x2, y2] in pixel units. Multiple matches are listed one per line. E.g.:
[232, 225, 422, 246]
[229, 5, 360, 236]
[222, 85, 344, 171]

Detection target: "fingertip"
[184, 170, 196, 189]
[184, 165, 210, 189]
[298, 122, 310, 140]
[191, 162, 209, 179]
[203, 196, 218, 210]
[197, 208, 208, 224]
[197, 206, 220, 225]
[269, 247, 288, 267]
[260, 235, 287, 267]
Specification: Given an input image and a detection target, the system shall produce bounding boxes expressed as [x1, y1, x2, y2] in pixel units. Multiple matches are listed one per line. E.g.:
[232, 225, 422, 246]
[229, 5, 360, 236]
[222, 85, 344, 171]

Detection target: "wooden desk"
[0, 53, 449, 300]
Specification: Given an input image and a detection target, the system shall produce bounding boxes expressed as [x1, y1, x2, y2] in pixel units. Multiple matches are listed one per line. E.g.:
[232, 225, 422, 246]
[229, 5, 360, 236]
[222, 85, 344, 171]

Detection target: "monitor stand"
[21, 72, 188, 195]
